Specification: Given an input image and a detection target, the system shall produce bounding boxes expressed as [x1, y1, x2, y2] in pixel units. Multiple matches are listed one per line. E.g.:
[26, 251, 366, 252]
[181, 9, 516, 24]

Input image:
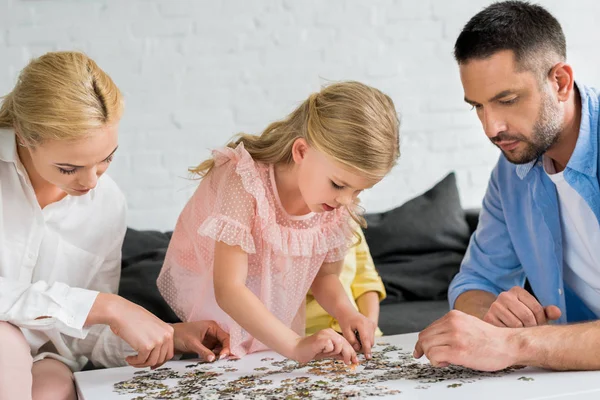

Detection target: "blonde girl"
[158, 81, 400, 365]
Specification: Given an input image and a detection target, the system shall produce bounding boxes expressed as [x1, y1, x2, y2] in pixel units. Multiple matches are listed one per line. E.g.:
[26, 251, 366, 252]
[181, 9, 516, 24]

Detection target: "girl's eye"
[331, 181, 344, 190]
[104, 155, 114, 164]
[58, 168, 77, 175]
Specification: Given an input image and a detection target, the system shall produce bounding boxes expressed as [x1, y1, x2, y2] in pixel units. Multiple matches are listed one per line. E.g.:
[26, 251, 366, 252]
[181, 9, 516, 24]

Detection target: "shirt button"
[558, 288, 563, 295]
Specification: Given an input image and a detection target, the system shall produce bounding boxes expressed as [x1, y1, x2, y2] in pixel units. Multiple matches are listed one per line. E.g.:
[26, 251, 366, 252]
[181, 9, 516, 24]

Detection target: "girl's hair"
[190, 81, 400, 230]
[190, 81, 400, 181]
[0, 51, 123, 145]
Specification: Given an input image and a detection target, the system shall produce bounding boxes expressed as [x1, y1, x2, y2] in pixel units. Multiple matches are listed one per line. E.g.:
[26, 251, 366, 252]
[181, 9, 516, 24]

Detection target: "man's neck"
[546, 86, 582, 173]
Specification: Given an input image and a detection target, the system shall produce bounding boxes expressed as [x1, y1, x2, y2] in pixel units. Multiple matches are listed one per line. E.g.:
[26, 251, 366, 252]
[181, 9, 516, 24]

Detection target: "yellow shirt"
[305, 228, 386, 336]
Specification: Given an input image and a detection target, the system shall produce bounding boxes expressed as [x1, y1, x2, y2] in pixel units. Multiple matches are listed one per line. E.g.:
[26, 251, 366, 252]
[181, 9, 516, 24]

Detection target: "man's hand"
[414, 310, 521, 371]
[484, 287, 561, 327]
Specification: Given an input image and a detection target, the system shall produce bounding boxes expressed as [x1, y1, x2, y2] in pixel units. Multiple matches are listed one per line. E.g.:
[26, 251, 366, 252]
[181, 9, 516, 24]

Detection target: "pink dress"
[157, 144, 353, 357]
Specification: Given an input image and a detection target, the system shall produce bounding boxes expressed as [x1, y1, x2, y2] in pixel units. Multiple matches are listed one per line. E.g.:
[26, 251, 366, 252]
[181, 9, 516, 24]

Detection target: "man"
[414, 1, 600, 371]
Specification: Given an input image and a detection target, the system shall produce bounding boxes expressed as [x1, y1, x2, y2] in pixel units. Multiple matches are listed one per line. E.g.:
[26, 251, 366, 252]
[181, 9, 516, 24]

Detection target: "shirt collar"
[0, 128, 18, 164]
[516, 81, 598, 180]
[564, 82, 598, 178]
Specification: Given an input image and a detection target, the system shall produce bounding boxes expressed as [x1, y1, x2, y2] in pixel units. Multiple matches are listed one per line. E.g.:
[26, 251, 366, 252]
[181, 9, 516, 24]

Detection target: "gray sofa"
[377, 208, 479, 334]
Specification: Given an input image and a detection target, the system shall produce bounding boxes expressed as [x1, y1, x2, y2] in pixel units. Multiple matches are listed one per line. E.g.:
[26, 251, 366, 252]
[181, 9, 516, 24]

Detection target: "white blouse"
[0, 128, 133, 371]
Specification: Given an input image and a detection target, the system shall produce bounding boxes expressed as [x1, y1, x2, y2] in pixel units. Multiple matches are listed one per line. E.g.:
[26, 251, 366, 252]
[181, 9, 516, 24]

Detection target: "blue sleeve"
[448, 161, 526, 309]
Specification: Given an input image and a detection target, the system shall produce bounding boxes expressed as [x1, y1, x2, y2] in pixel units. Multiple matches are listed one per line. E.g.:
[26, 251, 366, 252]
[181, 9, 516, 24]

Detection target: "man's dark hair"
[454, 1, 566, 74]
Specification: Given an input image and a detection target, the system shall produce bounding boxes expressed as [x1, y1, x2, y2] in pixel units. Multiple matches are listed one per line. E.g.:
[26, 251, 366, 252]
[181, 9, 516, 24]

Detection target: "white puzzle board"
[75, 332, 600, 400]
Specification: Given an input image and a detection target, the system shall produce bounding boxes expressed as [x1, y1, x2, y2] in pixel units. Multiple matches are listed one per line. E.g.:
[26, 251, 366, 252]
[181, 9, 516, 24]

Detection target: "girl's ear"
[291, 138, 309, 164]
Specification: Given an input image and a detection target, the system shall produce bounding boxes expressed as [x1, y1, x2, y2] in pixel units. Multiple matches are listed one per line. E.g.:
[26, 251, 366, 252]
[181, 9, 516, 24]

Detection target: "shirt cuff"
[54, 286, 99, 339]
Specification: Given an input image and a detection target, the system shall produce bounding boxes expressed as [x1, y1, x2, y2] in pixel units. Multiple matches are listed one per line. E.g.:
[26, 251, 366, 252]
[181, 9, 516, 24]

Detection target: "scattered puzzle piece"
[518, 376, 535, 381]
[113, 345, 525, 399]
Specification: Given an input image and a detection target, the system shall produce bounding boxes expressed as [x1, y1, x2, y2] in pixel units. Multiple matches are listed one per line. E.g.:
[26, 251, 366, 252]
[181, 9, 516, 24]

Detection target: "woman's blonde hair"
[190, 81, 400, 229]
[0, 51, 123, 145]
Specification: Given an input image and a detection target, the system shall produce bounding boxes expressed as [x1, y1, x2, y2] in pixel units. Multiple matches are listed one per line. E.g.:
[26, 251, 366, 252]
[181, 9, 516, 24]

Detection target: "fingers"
[212, 346, 225, 360]
[190, 341, 217, 362]
[512, 288, 547, 325]
[426, 345, 453, 368]
[341, 326, 359, 352]
[128, 345, 160, 369]
[492, 303, 525, 327]
[341, 339, 357, 365]
[213, 324, 231, 359]
[482, 312, 505, 327]
[545, 305, 562, 321]
[151, 342, 170, 370]
[155, 336, 175, 369]
[147, 344, 164, 369]
[413, 341, 424, 359]
[487, 288, 544, 327]
[314, 331, 337, 355]
[314, 330, 356, 365]
[415, 329, 451, 362]
[414, 312, 457, 358]
[319, 339, 357, 365]
[159, 327, 175, 368]
[331, 335, 345, 355]
[126, 345, 152, 368]
[356, 325, 374, 359]
[167, 334, 175, 363]
[174, 321, 230, 360]
[414, 312, 468, 368]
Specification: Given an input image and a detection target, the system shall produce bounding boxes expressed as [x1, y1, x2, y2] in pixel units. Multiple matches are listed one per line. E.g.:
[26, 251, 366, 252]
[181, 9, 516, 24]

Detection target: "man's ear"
[548, 62, 574, 103]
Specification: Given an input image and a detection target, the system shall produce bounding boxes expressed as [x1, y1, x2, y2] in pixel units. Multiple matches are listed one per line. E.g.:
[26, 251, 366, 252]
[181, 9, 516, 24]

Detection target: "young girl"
[0, 52, 228, 400]
[158, 81, 400, 364]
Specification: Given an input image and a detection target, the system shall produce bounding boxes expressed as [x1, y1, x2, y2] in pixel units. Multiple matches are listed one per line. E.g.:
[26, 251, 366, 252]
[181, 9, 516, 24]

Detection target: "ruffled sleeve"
[196, 144, 259, 254]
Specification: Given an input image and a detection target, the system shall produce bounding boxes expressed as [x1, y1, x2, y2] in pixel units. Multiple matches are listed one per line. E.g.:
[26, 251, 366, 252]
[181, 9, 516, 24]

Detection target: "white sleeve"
[69, 223, 136, 368]
[0, 277, 99, 339]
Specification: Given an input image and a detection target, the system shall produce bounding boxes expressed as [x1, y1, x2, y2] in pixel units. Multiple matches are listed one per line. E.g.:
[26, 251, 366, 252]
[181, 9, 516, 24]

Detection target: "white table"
[75, 332, 600, 399]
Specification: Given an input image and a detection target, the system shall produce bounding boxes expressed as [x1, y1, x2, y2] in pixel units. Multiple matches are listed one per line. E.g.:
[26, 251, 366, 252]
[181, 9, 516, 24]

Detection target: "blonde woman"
[0, 52, 229, 400]
[158, 81, 400, 365]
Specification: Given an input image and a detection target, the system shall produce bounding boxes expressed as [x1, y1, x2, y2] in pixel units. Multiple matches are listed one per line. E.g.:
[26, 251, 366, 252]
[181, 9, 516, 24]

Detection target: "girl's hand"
[338, 311, 376, 359]
[292, 329, 357, 365]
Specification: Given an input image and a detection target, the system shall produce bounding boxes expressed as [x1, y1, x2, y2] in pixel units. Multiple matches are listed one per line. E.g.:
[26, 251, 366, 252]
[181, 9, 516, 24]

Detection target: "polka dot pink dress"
[157, 144, 353, 357]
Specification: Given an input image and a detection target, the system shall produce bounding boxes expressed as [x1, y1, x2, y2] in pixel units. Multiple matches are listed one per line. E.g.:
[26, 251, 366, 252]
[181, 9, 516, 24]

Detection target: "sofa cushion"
[379, 300, 449, 335]
[118, 228, 180, 324]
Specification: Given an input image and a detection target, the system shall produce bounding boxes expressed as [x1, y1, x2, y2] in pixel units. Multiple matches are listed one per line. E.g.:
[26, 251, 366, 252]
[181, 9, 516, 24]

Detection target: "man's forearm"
[511, 321, 600, 370]
[454, 290, 497, 319]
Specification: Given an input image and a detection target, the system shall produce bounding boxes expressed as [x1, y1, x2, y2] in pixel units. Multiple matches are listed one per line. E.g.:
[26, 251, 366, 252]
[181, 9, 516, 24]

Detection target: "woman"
[0, 51, 229, 400]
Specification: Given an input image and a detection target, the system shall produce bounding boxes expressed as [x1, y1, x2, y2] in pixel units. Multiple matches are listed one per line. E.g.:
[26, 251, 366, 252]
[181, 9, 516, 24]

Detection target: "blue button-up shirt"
[449, 83, 600, 323]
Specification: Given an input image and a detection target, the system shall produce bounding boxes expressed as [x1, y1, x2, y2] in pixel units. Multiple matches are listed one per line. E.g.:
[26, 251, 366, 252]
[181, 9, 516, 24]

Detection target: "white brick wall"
[1, 0, 599, 230]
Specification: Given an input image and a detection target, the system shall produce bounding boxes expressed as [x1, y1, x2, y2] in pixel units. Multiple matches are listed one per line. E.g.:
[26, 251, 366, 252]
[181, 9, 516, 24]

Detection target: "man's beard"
[493, 90, 563, 164]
